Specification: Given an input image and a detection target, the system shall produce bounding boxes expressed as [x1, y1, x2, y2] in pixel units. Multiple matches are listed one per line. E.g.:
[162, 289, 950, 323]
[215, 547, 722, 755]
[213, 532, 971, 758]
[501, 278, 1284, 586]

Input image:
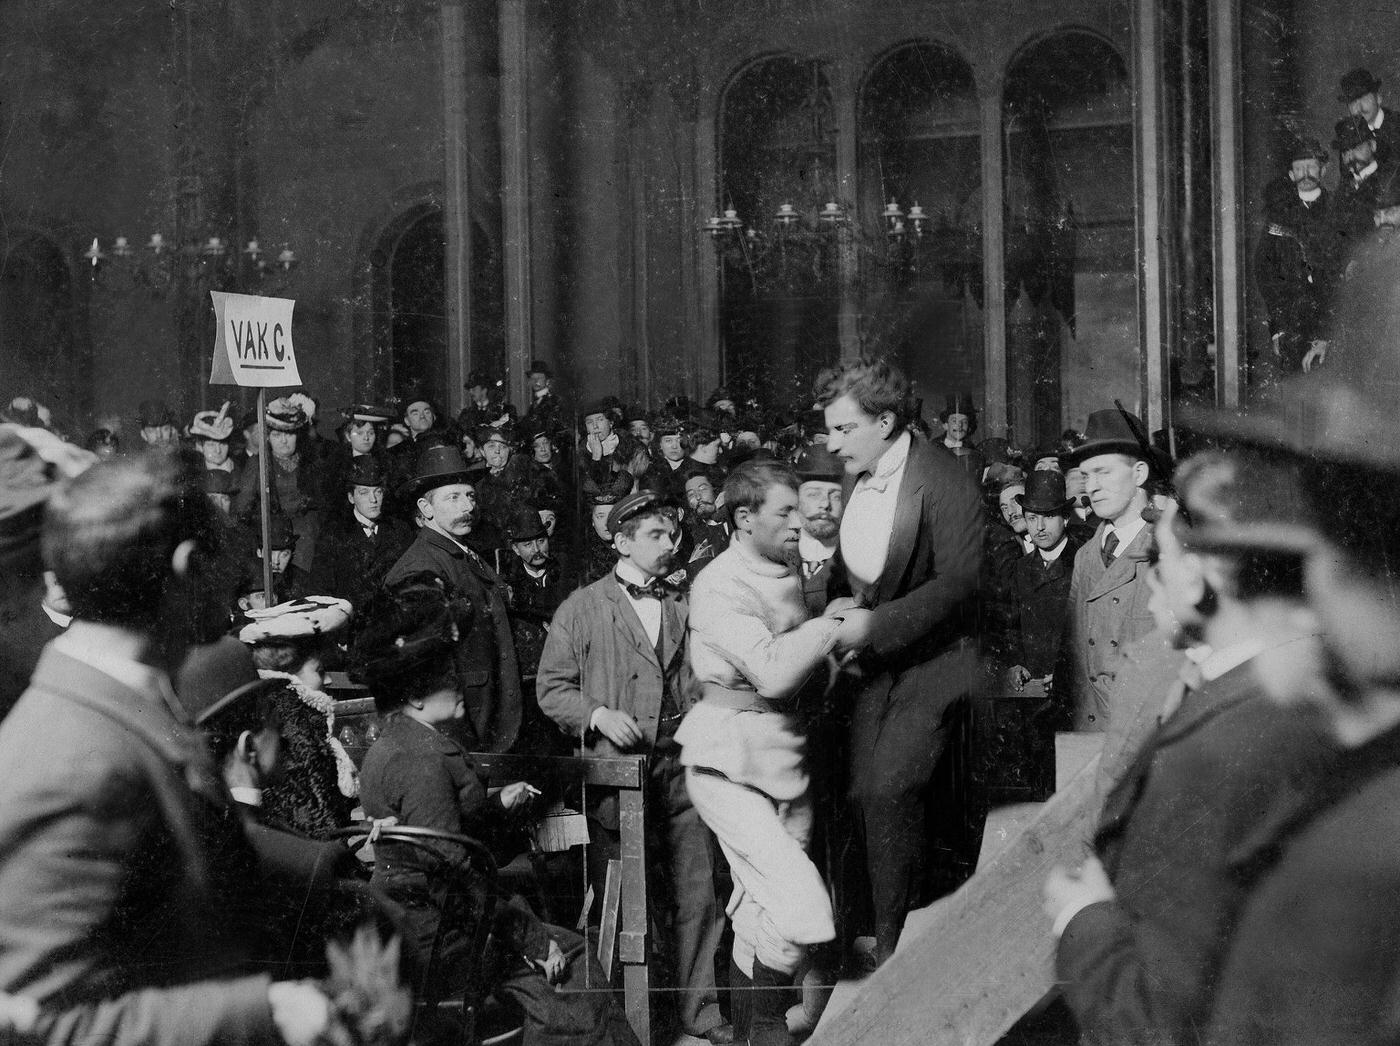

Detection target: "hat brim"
[1064, 438, 1147, 467]
[1018, 495, 1076, 515]
[405, 469, 477, 499]
[192, 676, 284, 726]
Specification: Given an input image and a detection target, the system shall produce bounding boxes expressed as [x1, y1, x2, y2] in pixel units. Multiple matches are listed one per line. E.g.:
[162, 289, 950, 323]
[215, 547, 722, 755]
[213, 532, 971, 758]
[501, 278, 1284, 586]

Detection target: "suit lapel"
[876, 438, 927, 606]
[1087, 525, 1152, 600]
[659, 595, 685, 670]
[601, 579, 659, 667]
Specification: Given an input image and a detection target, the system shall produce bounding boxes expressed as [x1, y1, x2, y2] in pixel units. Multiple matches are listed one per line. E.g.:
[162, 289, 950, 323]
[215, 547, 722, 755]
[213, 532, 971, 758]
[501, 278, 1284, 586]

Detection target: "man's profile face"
[1023, 509, 1066, 551]
[201, 439, 230, 467]
[798, 480, 843, 541]
[1289, 158, 1323, 193]
[824, 394, 893, 476]
[349, 484, 384, 521]
[347, 421, 378, 454]
[999, 485, 1027, 533]
[512, 535, 550, 569]
[685, 476, 717, 520]
[421, 483, 476, 539]
[659, 433, 686, 462]
[615, 513, 678, 578]
[1349, 91, 1382, 123]
[1081, 453, 1145, 523]
[743, 484, 803, 568]
[405, 401, 435, 434]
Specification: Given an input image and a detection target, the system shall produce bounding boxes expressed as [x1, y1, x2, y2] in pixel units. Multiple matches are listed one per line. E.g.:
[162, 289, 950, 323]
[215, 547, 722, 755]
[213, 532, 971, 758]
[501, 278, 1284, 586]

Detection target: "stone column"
[1210, 0, 1244, 410]
[979, 77, 1008, 438]
[440, 0, 471, 414]
[499, 0, 533, 409]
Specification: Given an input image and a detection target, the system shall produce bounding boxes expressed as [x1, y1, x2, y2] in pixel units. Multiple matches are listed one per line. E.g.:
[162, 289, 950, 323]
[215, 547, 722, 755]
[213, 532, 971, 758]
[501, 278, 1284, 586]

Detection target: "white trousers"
[685, 768, 835, 975]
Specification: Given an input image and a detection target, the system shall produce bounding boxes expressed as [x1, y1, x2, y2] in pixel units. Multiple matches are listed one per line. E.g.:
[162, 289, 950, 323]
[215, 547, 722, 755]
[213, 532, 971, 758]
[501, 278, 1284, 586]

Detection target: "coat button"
[1087, 637, 1095, 646]
[1110, 639, 1118, 648]
[1088, 713, 1097, 722]
[1112, 596, 1120, 605]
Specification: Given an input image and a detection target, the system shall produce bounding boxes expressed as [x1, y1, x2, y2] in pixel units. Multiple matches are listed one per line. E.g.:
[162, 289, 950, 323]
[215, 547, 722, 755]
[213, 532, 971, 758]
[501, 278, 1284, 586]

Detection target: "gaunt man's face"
[999, 485, 1027, 533]
[349, 484, 384, 521]
[742, 484, 803, 569]
[404, 401, 436, 435]
[824, 394, 895, 477]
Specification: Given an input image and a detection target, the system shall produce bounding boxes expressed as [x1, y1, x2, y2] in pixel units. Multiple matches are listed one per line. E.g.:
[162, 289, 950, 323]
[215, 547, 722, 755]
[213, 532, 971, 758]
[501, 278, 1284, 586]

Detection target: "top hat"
[1338, 67, 1382, 103]
[1065, 408, 1152, 466]
[1018, 469, 1074, 515]
[526, 359, 552, 378]
[505, 504, 547, 543]
[606, 489, 675, 535]
[340, 403, 395, 425]
[405, 444, 477, 498]
[794, 443, 843, 483]
[137, 399, 176, 429]
[1333, 114, 1375, 153]
[346, 455, 388, 489]
[176, 636, 283, 726]
[940, 393, 978, 420]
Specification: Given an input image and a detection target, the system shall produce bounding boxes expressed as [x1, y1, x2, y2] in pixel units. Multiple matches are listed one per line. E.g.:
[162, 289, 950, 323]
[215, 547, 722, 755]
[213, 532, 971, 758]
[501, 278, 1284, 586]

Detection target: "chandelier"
[82, 232, 298, 294]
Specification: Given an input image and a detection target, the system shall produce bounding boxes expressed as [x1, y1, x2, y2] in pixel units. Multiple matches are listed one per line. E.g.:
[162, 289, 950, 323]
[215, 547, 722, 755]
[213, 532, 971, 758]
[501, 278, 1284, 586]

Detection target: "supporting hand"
[1043, 855, 1115, 931]
[591, 708, 644, 749]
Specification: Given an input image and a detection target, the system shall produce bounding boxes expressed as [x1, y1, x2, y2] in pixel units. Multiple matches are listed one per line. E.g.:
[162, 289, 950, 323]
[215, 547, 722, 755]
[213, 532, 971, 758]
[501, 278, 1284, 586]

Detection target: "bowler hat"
[1333, 114, 1375, 153]
[1338, 68, 1382, 103]
[176, 636, 282, 726]
[1285, 134, 1329, 164]
[1018, 470, 1074, 515]
[1066, 408, 1152, 466]
[405, 444, 476, 498]
[340, 403, 394, 425]
[505, 504, 547, 543]
[346, 455, 387, 489]
[794, 443, 843, 483]
[607, 489, 674, 535]
[526, 359, 552, 378]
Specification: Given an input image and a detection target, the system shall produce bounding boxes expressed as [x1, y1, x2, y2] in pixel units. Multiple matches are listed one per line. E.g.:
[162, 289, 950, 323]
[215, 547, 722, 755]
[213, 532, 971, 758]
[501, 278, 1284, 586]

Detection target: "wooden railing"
[331, 685, 653, 1046]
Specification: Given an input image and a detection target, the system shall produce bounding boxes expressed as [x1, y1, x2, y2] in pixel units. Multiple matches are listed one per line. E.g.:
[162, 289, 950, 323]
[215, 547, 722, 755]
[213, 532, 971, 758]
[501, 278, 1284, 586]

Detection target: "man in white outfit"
[676, 460, 869, 1046]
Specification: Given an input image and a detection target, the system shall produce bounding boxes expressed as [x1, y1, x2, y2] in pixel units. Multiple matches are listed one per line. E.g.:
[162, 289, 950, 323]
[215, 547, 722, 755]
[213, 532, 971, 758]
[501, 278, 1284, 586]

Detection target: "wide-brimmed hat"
[340, 403, 394, 425]
[1018, 469, 1074, 515]
[346, 455, 387, 489]
[190, 407, 235, 442]
[794, 443, 843, 483]
[1338, 67, 1382, 103]
[265, 395, 310, 432]
[239, 595, 353, 645]
[505, 504, 547, 543]
[1333, 114, 1375, 153]
[1065, 408, 1151, 466]
[176, 636, 283, 726]
[405, 444, 476, 498]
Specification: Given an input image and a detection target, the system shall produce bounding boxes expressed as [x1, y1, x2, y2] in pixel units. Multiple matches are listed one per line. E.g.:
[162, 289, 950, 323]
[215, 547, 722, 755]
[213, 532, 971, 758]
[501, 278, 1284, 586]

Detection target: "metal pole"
[257, 387, 274, 602]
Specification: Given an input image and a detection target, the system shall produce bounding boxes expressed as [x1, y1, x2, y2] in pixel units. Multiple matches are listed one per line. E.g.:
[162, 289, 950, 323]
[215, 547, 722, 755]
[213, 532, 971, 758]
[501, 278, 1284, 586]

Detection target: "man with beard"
[677, 461, 871, 1046]
[1331, 115, 1400, 244]
[384, 445, 523, 753]
[0, 452, 335, 1046]
[1338, 67, 1400, 166]
[537, 490, 733, 1045]
[794, 443, 845, 614]
[1254, 136, 1340, 376]
[682, 464, 729, 578]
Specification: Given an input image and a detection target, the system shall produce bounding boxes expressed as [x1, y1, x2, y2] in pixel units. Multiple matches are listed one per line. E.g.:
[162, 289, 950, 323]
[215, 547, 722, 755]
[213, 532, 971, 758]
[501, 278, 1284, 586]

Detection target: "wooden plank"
[624, 963, 651, 1046]
[810, 752, 1105, 1046]
[618, 784, 649, 1046]
[469, 752, 645, 790]
[598, 858, 622, 981]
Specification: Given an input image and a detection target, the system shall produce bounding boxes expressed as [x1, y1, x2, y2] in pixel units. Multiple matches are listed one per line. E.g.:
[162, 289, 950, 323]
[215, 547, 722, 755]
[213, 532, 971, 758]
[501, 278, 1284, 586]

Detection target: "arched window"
[1003, 30, 1131, 445]
[717, 55, 839, 408]
[858, 41, 981, 415]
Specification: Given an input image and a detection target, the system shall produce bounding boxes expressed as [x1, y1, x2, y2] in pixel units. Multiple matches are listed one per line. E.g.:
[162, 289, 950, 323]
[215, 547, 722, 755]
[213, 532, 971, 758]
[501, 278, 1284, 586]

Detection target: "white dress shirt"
[798, 530, 836, 579]
[840, 430, 912, 598]
[1038, 535, 1070, 564]
[615, 559, 662, 647]
[1102, 516, 1148, 559]
[353, 509, 378, 539]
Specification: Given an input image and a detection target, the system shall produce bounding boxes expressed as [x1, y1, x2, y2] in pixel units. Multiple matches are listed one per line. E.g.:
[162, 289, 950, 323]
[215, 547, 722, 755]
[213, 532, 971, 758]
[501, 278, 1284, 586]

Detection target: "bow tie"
[619, 576, 671, 601]
[859, 471, 891, 495]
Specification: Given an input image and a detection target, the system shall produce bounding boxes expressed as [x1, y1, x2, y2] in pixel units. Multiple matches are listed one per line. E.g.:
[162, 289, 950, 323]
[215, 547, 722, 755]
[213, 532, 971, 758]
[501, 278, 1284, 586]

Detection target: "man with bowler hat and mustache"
[384, 444, 523, 753]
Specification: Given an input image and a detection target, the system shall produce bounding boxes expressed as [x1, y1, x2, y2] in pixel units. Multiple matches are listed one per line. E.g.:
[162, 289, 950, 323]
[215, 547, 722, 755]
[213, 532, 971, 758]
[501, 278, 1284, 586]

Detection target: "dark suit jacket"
[536, 573, 697, 827]
[1068, 522, 1156, 730]
[308, 510, 414, 612]
[1057, 661, 1338, 1046]
[839, 433, 984, 793]
[0, 647, 278, 1046]
[1205, 722, 1400, 1046]
[1009, 535, 1081, 676]
[385, 526, 523, 753]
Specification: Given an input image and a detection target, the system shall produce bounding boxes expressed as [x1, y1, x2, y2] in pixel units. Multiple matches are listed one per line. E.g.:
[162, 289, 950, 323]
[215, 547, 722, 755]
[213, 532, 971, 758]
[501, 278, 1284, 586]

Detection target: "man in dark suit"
[0, 452, 332, 1046]
[308, 456, 411, 615]
[537, 490, 730, 1044]
[817, 358, 983, 964]
[1066, 409, 1160, 731]
[1007, 469, 1082, 692]
[384, 445, 523, 754]
[794, 442, 845, 615]
[1044, 451, 1337, 1046]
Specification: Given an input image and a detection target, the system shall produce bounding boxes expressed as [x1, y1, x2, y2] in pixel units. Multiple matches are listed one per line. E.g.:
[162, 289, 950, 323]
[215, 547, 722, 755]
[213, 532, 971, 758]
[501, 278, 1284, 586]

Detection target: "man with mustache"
[538, 490, 734, 1045]
[1255, 135, 1340, 377]
[383, 444, 523, 753]
[794, 443, 845, 615]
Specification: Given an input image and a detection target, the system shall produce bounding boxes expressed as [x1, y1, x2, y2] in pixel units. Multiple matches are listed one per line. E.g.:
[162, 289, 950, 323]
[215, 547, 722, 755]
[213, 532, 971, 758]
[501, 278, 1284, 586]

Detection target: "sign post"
[208, 291, 301, 605]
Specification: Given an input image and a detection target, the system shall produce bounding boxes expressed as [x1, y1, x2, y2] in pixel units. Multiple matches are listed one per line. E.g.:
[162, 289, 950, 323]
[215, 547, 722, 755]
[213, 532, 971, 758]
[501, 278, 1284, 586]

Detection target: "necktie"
[1101, 530, 1119, 568]
[364, 525, 377, 540]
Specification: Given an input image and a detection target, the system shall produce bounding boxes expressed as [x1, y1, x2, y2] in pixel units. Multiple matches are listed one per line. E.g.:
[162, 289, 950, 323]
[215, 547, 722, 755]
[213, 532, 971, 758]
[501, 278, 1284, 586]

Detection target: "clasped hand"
[823, 598, 873, 658]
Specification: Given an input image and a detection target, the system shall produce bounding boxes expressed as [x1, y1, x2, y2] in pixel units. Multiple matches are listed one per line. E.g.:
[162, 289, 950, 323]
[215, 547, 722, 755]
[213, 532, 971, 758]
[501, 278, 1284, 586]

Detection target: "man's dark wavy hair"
[811, 357, 911, 422]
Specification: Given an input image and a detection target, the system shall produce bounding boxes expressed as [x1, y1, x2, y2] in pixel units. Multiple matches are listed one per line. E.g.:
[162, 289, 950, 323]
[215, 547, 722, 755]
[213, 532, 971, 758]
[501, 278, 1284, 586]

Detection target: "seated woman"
[352, 576, 640, 1046]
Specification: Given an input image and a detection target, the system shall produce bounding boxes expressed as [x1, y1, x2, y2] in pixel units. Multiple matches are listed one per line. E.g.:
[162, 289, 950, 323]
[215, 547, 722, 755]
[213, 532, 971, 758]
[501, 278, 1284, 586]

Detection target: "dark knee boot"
[748, 959, 794, 1046]
[728, 958, 752, 1042]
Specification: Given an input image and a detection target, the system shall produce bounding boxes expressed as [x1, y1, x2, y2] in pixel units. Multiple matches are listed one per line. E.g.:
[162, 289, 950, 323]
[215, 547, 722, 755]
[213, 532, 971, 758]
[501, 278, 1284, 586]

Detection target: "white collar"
[533, 385, 550, 400]
[207, 460, 234, 473]
[798, 529, 836, 564]
[859, 430, 912, 493]
[1105, 516, 1148, 550]
[523, 561, 548, 580]
[41, 601, 72, 628]
[1373, 108, 1386, 131]
[353, 509, 378, 531]
[615, 559, 654, 588]
[1038, 535, 1069, 563]
[230, 786, 263, 807]
[51, 629, 179, 716]
[1297, 185, 1322, 203]
[1198, 638, 1271, 682]
[943, 437, 963, 450]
